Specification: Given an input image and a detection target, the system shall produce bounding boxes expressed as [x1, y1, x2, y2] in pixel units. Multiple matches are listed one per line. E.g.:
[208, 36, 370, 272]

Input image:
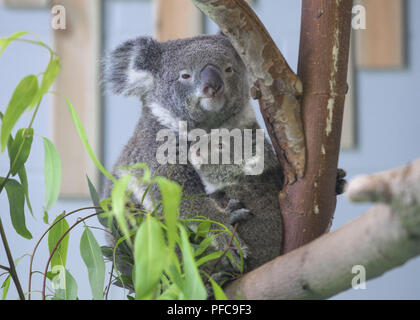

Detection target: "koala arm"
[152, 163, 231, 223]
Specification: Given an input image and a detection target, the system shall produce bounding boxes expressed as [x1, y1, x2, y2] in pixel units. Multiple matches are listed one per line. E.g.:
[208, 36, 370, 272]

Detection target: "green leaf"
[5, 132, 33, 216]
[209, 277, 228, 300]
[134, 216, 168, 300]
[17, 165, 33, 216]
[194, 219, 211, 241]
[155, 177, 181, 252]
[165, 260, 183, 292]
[48, 213, 69, 269]
[0, 31, 28, 57]
[157, 284, 181, 300]
[2, 178, 32, 239]
[195, 235, 216, 257]
[100, 246, 114, 261]
[87, 175, 100, 208]
[42, 137, 61, 211]
[1, 275, 11, 300]
[43, 209, 49, 224]
[111, 174, 131, 243]
[1, 75, 38, 152]
[52, 268, 78, 300]
[179, 225, 207, 300]
[64, 97, 115, 183]
[196, 251, 224, 267]
[31, 58, 60, 110]
[80, 227, 105, 300]
[8, 128, 33, 175]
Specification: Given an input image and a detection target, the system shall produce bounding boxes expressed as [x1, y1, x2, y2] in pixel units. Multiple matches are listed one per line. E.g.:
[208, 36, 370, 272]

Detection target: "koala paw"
[336, 168, 347, 195]
[225, 199, 254, 226]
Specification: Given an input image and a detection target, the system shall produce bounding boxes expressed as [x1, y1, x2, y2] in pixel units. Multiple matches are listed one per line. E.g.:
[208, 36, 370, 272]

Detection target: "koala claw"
[229, 208, 254, 226]
[225, 199, 254, 225]
[336, 168, 347, 195]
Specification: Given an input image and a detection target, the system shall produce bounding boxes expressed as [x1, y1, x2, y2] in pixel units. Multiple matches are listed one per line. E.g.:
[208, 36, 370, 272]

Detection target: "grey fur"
[102, 34, 283, 286]
[190, 130, 284, 270]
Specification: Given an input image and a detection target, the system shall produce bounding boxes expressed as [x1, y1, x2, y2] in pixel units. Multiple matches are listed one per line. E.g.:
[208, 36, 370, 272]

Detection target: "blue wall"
[1, 0, 419, 299]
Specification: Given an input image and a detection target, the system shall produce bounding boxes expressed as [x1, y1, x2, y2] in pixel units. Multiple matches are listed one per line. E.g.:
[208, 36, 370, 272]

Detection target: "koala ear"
[105, 37, 162, 97]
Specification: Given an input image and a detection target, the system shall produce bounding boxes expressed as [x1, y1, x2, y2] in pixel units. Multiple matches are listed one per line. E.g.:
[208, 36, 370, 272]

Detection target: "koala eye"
[225, 66, 233, 74]
[180, 71, 192, 81]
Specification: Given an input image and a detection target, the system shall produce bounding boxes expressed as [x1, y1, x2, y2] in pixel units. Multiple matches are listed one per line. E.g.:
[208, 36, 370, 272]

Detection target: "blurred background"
[0, 0, 419, 299]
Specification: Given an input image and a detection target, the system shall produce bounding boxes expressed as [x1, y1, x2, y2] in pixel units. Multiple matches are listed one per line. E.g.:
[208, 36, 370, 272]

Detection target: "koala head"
[189, 132, 265, 191]
[105, 34, 252, 131]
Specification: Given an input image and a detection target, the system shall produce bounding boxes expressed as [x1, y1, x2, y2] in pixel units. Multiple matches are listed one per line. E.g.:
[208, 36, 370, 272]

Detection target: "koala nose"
[200, 64, 224, 98]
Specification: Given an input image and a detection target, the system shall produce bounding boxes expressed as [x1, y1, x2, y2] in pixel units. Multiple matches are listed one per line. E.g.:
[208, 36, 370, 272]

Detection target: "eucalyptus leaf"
[194, 219, 211, 241]
[80, 227, 105, 300]
[165, 258, 183, 291]
[9, 128, 33, 175]
[134, 216, 168, 300]
[111, 174, 131, 243]
[2, 178, 32, 239]
[209, 277, 228, 300]
[64, 97, 115, 183]
[196, 251, 224, 267]
[17, 165, 33, 216]
[42, 137, 61, 211]
[87, 175, 100, 209]
[1, 275, 11, 300]
[52, 268, 78, 301]
[0, 31, 28, 57]
[1, 75, 38, 152]
[31, 58, 60, 109]
[195, 235, 217, 257]
[179, 225, 207, 300]
[48, 213, 69, 269]
[43, 209, 49, 224]
[157, 284, 181, 300]
[155, 177, 181, 252]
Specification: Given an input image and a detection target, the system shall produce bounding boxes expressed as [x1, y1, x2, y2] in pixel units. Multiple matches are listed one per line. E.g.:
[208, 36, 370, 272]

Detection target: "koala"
[101, 34, 261, 285]
[189, 130, 284, 271]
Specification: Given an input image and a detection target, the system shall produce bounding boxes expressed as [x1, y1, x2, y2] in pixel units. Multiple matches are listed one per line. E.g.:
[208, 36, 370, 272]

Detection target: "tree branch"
[225, 159, 420, 299]
[191, 0, 306, 183]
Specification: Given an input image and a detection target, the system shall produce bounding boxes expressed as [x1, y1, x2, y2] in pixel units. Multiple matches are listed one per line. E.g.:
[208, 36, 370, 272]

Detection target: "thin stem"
[28, 206, 101, 300]
[0, 218, 25, 300]
[105, 260, 115, 300]
[0, 265, 10, 272]
[41, 211, 103, 300]
[208, 223, 239, 279]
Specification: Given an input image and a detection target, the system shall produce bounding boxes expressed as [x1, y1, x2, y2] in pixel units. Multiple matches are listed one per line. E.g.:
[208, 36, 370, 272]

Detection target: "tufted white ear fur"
[124, 57, 155, 97]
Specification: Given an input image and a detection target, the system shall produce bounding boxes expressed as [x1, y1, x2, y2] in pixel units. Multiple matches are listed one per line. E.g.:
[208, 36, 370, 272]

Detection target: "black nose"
[200, 64, 224, 98]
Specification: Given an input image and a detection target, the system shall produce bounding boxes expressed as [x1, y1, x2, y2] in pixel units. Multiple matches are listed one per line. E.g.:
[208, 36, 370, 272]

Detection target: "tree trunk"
[280, 0, 353, 253]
